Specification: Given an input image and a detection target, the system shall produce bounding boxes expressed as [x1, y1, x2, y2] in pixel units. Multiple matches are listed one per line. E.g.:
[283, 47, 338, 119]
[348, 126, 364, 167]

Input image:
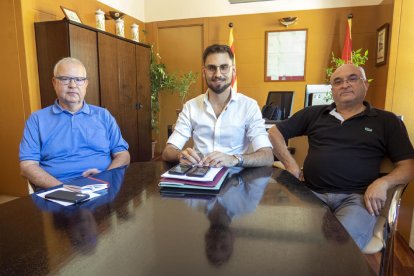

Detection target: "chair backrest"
[380, 184, 406, 276]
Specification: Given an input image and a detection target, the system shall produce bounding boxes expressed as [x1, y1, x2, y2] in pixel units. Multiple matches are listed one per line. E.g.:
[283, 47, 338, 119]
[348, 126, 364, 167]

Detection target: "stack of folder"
[159, 167, 229, 194]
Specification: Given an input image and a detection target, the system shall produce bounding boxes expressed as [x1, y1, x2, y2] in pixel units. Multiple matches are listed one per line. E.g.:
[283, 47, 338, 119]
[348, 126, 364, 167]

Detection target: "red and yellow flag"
[228, 26, 238, 92]
[341, 15, 353, 63]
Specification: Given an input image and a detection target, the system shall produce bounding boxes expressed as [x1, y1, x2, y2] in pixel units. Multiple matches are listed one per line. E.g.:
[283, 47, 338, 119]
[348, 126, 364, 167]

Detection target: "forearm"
[242, 147, 274, 167]
[162, 144, 181, 162]
[375, 158, 414, 189]
[268, 126, 297, 168]
[108, 151, 130, 170]
[20, 161, 61, 189]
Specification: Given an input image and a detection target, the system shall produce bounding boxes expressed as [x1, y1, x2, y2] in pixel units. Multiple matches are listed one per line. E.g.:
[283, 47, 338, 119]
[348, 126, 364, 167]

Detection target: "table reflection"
[31, 166, 126, 253]
[179, 166, 274, 266]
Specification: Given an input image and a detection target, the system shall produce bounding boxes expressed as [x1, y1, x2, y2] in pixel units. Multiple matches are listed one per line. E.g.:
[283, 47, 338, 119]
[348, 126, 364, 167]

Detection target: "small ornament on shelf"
[115, 18, 124, 37]
[95, 9, 105, 31]
[131, 24, 139, 42]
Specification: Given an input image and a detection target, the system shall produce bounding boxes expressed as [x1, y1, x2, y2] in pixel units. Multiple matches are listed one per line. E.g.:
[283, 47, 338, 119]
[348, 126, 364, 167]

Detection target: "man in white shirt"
[162, 44, 273, 167]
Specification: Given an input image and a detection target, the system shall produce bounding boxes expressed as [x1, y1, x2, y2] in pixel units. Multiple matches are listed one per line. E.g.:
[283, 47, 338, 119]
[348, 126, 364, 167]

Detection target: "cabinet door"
[136, 46, 152, 161]
[35, 21, 70, 107]
[117, 40, 140, 162]
[35, 21, 99, 108]
[69, 24, 99, 106]
[98, 33, 139, 162]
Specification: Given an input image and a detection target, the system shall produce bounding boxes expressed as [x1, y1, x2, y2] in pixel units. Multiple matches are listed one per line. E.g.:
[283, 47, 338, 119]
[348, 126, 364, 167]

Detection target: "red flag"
[341, 15, 353, 63]
[228, 26, 238, 92]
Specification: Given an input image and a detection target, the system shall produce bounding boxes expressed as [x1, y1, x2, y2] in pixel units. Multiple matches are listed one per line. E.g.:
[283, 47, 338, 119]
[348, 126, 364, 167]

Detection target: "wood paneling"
[98, 33, 121, 119]
[117, 39, 139, 161]
[34, 21, 70, 107]
[69, 24, 99, 106]
[136, 46, 152, 161]
[34, 22, 100, 106]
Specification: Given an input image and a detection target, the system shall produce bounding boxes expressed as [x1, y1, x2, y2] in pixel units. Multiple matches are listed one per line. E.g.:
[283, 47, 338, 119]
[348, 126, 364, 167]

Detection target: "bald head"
[330, 64, 366, 83]
[53, 57, 87, 78]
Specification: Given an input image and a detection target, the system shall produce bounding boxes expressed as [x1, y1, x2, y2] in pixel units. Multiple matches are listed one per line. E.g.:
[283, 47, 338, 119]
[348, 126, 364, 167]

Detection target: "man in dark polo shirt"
[268, 64, 414, 249]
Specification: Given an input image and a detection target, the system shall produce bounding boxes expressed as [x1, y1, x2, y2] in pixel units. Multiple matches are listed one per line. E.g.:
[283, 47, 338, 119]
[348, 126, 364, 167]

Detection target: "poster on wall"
[265, 29, 307, 81]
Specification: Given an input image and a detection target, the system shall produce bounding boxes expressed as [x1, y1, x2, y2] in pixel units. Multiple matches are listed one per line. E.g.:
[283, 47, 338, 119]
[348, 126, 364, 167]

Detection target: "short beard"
[207, 81, 231, 94]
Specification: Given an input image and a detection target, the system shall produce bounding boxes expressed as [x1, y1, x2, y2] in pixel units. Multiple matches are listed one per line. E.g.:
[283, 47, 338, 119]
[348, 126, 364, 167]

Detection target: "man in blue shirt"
[20, 57, 130, 189]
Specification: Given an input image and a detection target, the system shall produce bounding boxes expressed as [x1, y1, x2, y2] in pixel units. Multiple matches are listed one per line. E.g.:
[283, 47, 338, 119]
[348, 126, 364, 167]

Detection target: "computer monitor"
[304, 84, 333, 107]
[265, 91, 294, 120]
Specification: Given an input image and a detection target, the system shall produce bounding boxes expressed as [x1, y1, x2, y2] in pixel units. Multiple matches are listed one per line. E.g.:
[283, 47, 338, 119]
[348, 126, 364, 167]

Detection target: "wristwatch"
[233, 154, 244, 167]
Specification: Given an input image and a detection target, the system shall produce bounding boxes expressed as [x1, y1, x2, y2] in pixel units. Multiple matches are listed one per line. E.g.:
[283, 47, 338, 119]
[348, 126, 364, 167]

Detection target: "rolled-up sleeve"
[246, 102, 272, 152]
[166, 102, 192, 150]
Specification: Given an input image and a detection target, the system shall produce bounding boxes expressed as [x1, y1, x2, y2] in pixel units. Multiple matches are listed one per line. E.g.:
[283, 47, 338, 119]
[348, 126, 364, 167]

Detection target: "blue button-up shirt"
[20, 101, 129, 182]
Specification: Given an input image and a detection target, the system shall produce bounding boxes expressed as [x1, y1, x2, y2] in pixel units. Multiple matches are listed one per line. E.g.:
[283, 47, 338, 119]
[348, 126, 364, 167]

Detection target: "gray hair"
[357, 66, 367, 80]
[53, 57, 87, 77]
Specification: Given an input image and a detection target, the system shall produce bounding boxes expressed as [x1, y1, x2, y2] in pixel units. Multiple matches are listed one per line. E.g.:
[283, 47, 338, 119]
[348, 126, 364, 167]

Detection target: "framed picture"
[60, 6, 82, 24]
[376, 23, 389, 66]
[265, 29, 307, 81]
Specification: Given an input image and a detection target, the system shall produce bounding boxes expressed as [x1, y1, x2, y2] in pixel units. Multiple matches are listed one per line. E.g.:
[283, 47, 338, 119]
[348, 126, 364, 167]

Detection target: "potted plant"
[324, 48, 370, 102]
[149, 46, 198, 130]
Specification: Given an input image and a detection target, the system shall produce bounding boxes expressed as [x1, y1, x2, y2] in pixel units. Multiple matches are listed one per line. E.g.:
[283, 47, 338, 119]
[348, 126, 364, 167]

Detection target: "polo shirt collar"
[324, 101, 377, 117]
[52, 100, 90, 115]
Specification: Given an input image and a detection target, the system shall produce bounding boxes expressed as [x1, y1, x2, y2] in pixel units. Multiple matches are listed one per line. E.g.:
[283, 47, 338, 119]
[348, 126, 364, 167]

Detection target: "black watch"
[233, 154, 244, 167]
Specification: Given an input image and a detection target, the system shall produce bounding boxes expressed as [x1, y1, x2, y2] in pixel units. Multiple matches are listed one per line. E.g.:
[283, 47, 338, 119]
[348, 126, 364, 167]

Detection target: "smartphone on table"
[45, 190, 90, 204]
[168, 164, 193, 175]
[186, 166, 210, 177]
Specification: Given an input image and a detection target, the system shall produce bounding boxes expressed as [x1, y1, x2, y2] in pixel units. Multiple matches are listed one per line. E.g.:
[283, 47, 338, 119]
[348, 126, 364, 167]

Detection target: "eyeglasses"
[204, 64, 232, 74]
[55, 76, 88, 86]
[331, 75, 365, 87]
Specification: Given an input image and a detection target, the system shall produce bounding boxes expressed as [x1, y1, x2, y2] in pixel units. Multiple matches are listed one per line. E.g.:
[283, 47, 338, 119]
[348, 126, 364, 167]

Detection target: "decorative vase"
[95, 9, 105, 31]
[131, 23, 139, 42]
[115, 18, 124, 37]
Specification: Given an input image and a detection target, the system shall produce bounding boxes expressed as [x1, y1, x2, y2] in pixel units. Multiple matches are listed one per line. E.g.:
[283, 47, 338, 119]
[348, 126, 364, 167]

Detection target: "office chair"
[362, 183, 407, 276]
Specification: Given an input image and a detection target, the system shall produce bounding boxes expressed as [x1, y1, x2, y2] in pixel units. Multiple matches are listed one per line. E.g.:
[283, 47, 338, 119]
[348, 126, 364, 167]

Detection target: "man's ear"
[52, 77, 58, 89]
[363, 79, 369, 90]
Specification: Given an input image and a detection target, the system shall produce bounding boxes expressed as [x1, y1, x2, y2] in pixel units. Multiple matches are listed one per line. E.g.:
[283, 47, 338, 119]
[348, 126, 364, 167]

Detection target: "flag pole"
[341, 14, 353, 63]
[228, 22, 238, 92]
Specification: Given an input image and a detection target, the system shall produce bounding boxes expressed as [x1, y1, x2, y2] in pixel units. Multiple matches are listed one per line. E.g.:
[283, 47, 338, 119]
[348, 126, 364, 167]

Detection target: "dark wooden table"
[0, 162, 374, 275]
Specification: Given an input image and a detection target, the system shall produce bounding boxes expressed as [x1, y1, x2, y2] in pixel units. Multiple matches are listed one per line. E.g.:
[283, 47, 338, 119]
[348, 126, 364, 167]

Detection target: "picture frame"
[265, 29, 307, 82]
[60, 6, 82, 24]
[376, 23, 389, 66]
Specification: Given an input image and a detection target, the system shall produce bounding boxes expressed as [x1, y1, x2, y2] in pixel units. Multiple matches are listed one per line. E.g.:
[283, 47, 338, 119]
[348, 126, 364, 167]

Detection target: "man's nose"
[213, 68, 223, 77]
[68, 78, 77, 87]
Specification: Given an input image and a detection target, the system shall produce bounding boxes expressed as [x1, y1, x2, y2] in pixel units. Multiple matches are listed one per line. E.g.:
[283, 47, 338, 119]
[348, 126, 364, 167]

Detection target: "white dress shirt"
[167, 89, 272, 156]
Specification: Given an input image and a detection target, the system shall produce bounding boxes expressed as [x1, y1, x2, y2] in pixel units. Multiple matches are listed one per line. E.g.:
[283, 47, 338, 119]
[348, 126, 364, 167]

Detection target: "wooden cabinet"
[34, 20, 151, 162]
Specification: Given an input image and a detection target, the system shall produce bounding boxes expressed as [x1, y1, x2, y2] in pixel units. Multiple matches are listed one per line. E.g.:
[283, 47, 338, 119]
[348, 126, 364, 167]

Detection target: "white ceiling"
[99, 0, 384, 22]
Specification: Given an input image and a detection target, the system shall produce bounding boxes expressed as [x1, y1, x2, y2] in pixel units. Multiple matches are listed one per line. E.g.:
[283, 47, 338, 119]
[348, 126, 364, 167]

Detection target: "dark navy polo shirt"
[276, 102, 414, 193]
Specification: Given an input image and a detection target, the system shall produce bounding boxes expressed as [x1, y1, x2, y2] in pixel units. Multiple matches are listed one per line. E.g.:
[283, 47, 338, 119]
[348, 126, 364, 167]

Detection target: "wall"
[98, 0, 145, 21]
[148, 5, 393, 151]
[0, 0, 29, 195]
[144, 0, 383, 22]
[385, 0, 414, 248]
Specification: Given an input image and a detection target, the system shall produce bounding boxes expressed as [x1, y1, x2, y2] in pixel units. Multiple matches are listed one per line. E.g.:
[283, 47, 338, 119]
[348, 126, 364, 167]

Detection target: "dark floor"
[365, 232, 414, 275]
